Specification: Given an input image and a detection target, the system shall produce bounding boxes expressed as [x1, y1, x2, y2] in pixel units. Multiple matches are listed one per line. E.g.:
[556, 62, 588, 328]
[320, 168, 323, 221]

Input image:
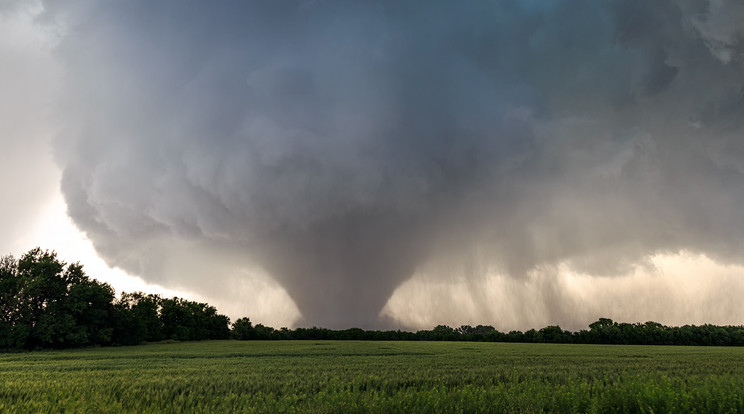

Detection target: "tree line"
[3, 248, 744, 350]
[231, 317, 744, 346]
[1, 248, 229, 349]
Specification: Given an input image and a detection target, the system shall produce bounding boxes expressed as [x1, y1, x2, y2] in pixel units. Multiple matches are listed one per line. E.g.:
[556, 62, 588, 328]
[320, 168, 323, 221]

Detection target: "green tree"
[114, 292, 165, 344]
[232, 317, 256, 339]
[160, 297, 230, 341]
[538, 325, 570, 343]
[0, 254, 22, 348]
[1, 248, 117, 348]
[588, 318, 620, 344]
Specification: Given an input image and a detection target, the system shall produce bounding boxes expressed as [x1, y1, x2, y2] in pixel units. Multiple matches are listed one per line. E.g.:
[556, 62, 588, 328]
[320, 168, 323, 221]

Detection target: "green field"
[2, 341, 744, 413]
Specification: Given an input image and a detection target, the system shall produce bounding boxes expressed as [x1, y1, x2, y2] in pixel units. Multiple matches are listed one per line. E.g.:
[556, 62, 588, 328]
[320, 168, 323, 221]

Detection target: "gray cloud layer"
[41, 0, 744, 328]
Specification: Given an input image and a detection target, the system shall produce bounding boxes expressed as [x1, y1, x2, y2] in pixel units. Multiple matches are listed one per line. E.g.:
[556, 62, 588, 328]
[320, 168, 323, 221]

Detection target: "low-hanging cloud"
[40, 0, 744, 328]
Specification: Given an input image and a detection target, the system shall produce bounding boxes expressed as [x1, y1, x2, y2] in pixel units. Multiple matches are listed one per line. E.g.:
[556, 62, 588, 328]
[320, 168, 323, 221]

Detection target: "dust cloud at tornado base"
[33, 1, 744, 328]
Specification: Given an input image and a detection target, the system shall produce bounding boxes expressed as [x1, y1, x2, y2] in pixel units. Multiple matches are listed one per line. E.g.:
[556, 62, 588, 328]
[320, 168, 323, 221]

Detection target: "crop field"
[2, 341, 744, 413]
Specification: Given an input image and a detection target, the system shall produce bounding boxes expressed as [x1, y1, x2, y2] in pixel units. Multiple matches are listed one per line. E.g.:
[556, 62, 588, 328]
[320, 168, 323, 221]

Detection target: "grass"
[2, 340, 744, 413]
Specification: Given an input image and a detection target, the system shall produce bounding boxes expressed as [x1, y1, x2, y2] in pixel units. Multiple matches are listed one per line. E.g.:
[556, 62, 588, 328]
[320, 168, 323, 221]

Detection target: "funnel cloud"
[38, 1, 744, 328]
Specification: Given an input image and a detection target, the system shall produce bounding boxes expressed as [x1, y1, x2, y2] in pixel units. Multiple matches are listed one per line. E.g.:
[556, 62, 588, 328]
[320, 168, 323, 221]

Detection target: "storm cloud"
[40, 0, 744, 328]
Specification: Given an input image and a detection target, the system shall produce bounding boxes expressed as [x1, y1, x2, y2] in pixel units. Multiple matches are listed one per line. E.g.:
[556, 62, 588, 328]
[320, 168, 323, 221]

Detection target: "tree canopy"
[1, 248, 230, 350]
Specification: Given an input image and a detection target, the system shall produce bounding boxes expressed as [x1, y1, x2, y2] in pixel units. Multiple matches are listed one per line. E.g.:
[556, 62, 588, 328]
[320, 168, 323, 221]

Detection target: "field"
[2, 341, 744, 413]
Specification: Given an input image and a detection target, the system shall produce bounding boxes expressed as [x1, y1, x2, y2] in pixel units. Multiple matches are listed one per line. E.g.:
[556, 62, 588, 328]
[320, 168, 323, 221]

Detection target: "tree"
[0, 248, 116, 348]
[16, 248, 67, 343]
[65, 275, 116, 345]
[160, 297, 230, 341]
[0, 255, 19, 323]
[114, 292, 164, 344]
[232, 317, 256, 340]
[538, 325, 570, 343]
[0, 254, 22, 349]
[432, 325, 458, 341]
[588, 318, 620, 344]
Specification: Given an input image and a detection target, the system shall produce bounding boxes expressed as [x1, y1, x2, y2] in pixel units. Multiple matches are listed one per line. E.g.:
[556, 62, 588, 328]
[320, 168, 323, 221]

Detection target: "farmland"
[2, 341, 744, 413]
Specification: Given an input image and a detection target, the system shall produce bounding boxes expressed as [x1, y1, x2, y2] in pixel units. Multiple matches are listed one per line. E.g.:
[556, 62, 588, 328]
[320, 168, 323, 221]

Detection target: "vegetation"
[2, 340, 744, 413]
[3, 247, 744, 351]
[0, 248, 230, 350]
[233, 318, 744, 347]
[3, 248, 744, 411]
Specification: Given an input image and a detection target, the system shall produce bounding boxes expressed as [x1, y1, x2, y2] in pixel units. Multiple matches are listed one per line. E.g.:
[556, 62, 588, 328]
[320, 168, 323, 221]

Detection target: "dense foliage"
[0, 248, 230, 350]
[3, 248, 744, 350]
[2, 340, 744, 413]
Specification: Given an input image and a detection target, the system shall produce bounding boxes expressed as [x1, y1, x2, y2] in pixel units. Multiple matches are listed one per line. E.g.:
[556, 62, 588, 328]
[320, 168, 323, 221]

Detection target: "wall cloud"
[41, 1, 744, 328]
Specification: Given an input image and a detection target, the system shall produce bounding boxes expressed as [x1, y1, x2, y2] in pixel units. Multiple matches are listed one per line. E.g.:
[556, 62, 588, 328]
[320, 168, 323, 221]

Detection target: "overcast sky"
[2, 0, 744, 330]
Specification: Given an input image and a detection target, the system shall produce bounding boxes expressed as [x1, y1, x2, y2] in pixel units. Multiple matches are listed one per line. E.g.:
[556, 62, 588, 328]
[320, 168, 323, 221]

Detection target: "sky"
[2, 0, 744, 331]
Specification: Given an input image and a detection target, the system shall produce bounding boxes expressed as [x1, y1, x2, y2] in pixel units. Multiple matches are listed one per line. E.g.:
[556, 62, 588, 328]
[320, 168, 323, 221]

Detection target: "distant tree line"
[230, 317, 744, 346]
[3, 248, 744, 350]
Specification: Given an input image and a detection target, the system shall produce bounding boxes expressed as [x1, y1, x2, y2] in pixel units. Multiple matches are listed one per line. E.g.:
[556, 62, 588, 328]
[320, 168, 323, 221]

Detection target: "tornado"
[42, 0, 744, 328]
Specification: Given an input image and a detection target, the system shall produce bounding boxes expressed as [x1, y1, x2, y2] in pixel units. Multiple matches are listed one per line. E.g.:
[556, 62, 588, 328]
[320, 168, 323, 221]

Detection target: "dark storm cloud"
[42, 0, 744, 328]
